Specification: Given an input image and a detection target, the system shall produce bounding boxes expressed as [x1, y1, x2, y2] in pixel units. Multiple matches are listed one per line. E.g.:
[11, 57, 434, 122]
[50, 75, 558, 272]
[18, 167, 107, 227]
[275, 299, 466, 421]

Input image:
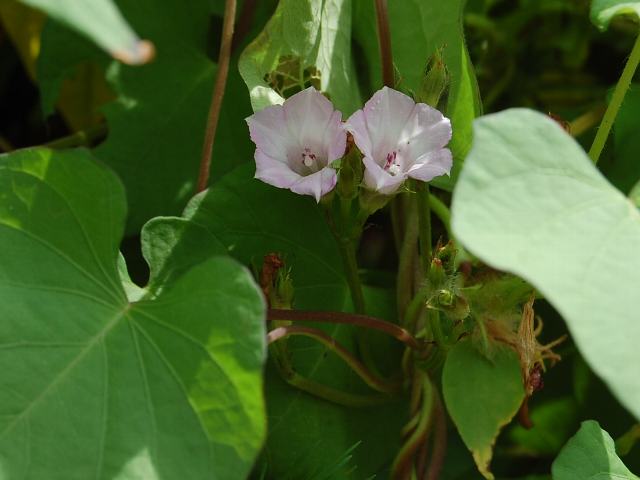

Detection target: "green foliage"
[452, 109, 640, 421]
[0, 148, 267, 478]
[552, 421, 639, 479]
[442, 340, 524, 479]
[591, 0, 640, 30]
[2, 0, 640, 478]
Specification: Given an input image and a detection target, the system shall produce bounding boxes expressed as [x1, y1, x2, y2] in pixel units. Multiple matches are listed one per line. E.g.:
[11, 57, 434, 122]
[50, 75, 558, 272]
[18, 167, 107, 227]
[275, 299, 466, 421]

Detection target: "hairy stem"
[196, 0, 236, 192]
[589, 32, 640, 164]
[417, 182, 433, 272]
[426, 392, 447, 480]
[374, 0, 394, 87]
[397, 199, 419, 321]
[338, 237, 367, 314]
[268, 309, 424, 350]
[391, 373, 434, 479]
[268, 325, 401, 394]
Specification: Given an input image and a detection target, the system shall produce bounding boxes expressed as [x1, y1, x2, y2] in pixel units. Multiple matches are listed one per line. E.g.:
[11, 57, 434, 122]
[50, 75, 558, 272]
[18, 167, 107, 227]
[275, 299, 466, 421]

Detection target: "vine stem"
[267, 309, 424, 350]
[416, 182, 432, 272]
[196, 0, 236, 192]
[374, 0, 394, 87]
[338, 237, 367, 314]
[589, 32, 640, 164]
[268, 325, 401, 394]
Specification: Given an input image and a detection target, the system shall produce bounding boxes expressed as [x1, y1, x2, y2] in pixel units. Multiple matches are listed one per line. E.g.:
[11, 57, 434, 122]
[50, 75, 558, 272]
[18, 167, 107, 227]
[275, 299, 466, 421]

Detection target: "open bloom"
[345, 87, 452, 195]
[246, 87, 346, 202]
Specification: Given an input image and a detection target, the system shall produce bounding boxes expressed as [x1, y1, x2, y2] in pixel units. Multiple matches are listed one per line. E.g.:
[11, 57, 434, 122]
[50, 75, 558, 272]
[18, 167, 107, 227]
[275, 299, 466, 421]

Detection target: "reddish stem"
[374, 0, 394, 87]
[268, 325, 400, 394]
[268, 308, 424, 350]
[196, 0, 236, 192]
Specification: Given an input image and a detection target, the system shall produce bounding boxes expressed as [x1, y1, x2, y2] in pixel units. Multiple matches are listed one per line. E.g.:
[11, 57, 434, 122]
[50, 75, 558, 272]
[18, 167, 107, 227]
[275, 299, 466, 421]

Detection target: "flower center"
[301, 147, 318, 169]
[384, 151, 401, 176]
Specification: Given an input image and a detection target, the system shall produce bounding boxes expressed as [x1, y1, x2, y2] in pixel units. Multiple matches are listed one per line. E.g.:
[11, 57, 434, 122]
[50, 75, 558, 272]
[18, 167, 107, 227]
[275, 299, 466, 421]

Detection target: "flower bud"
[418, 46, 450, 110]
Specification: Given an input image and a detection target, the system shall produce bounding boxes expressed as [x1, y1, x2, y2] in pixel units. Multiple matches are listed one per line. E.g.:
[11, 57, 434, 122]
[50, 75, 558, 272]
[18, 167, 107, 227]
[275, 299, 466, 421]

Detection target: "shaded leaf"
[451, 109, 640, 420]
[442, 340, 524, 479]
[142, 164, 404, 478]
[0, 148, 266, 478]
[600, 86, 640, 194]
[38, 0, 255, 233]
[552, 421, 639, 479]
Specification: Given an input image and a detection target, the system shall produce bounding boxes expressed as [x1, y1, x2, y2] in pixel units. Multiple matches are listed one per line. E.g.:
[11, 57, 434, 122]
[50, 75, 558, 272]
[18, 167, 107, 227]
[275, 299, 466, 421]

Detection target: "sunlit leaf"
[452, 108, 640, 420]
[0, 148, 266, 478]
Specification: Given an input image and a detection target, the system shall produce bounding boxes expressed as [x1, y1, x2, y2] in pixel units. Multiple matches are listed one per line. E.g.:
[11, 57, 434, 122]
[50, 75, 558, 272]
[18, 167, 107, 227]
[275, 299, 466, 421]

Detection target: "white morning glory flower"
[246, 87, 346, 202]
[345, 86, 453, 195]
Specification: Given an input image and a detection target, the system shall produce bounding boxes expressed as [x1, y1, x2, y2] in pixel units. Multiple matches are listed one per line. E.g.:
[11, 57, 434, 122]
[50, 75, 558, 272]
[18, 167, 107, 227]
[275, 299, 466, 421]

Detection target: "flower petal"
[324, 110, 347, 162]
[246, 105, 290, 160]
[406, 149, 453, 182]
[283, 87, 343, 152]
[400, 103, 452, 159]
[290, 167, 337, 202]
[362, 155, 406, 195]
[254, 149, 301, 188]
[360, 87, 416, 160]
[344, 109, 373, 158]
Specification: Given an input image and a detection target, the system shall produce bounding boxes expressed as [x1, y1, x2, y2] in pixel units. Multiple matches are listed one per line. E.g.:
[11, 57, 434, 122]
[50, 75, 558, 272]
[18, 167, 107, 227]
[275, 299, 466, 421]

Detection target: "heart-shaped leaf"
[143, 164, 405, 478]
[0, 148, 266, 478]
[451, 108, 640, 420]
[443, 340, 524, 479]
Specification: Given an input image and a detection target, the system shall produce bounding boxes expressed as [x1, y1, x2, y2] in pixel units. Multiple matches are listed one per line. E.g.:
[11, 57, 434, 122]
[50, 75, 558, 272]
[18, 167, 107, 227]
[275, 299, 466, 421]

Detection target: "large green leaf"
[352, 0, 482, 189]
[552, 421, 639, 479]
[142, 164, 405, 478]
[442, 340, 524, 479]
[238, 0, 361, 114]
[38, 0, 255, 233]
[14, 0, 148, 63]
[591, 0, 640, 30]
[451, 108, 640, 420]
[0, 148, 266, 478]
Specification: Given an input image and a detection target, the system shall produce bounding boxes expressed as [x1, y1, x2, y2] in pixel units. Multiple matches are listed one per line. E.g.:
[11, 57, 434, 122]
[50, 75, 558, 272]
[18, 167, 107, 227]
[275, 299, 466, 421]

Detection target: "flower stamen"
[384, 151, 401, 176]
[301, 147, 317, 168]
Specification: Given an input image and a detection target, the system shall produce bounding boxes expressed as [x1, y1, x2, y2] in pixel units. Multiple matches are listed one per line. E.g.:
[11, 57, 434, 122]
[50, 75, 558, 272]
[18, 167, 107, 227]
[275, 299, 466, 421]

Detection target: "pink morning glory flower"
[345, 86, 453, 195]
[246, 87, 346, 202]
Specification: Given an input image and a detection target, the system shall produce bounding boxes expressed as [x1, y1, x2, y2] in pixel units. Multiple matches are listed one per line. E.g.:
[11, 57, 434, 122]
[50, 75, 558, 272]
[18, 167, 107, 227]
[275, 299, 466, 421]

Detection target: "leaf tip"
[112, 39, 156, 65]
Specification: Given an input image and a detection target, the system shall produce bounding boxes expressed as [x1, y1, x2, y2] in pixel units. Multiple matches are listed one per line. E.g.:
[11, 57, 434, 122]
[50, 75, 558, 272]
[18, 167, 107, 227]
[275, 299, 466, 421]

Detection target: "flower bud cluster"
[246, 86, 452, 203]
